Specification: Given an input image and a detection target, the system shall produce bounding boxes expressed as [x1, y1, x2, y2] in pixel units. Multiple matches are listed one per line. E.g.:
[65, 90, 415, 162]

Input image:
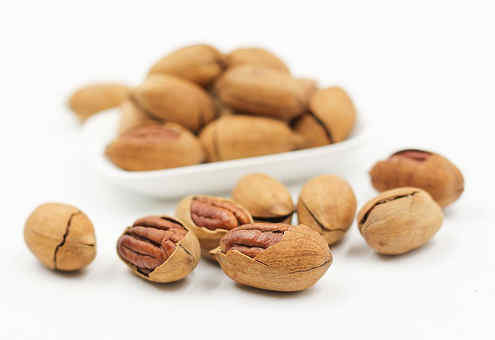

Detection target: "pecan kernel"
[191, 197, 251, 231]
[220, 223, 289, 258]
[391, 149, 431, 162]
[117, 216, 187, 275]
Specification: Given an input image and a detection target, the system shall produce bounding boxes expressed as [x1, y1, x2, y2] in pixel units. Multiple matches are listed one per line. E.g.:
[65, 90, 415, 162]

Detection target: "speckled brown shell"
[369, 150, 464, 207]
[68, 83, 130, 122]
[175, 195, 253, 259]
[148, 44, 225, 86]
[118, 100, 161, 135]
[232, 173, 294, 223]
[297, 175, 357, 245]
[224, 47, 290, 73]
[357, 188, 444, 255]
[199, 115, 303, 162]
[24, 203, 96, 271]
[211, 224, 332, 292]
[132, 75, 216, 132]
[308, 87, 357, 143]
[105, 123, 205, 171]
[214, 65, 314, 121]
[117, 216, 201, 283]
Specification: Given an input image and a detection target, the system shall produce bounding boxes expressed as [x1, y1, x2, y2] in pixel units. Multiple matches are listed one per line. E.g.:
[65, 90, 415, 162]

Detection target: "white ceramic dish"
[81, 109, 369, 198]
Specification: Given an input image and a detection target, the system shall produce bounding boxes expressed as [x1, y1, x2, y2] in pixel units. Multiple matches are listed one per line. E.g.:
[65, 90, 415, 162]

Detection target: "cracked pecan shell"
[199, 115, 303, 162]
[357, 188, 444, 255]
[117, 215, 200, 283]
[292, 113, 332, 148]
[175, 196, 253, 259]
[24, 203, 96, 271]
[297, 175, 357, 245]
[105, 123, 205, 171]
[232, 173, 294, 224]
[148, 44, 225, 87]
[132, 74, 216, 132]
[303, 87, 356, 144]
[211, 223, 332, 292]
[369, 149, 464, 207]
[214, 65, 314, 121]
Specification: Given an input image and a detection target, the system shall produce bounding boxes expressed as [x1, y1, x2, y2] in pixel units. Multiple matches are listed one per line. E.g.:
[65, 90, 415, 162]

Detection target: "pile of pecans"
[67, 44, 357, 171]
[33, 44, 466, 293]
[24, 151, 464, 292]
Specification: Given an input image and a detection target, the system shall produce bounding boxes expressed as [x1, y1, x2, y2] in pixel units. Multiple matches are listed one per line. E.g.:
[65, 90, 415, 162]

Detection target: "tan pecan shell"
[369, 149, 464, 207]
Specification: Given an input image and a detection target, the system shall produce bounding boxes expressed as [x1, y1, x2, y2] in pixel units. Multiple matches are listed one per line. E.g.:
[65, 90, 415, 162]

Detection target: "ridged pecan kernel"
[191, 197, 251, 231]
[117, 216, 187, 275]
[220, 223, 289, 258]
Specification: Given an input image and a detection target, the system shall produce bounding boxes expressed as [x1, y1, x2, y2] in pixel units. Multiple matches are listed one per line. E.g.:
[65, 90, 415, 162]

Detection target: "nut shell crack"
[359, 191, 419, 225]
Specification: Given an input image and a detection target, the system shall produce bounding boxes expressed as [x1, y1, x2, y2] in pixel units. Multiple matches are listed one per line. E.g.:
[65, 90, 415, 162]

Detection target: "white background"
[1, 1, 494, 339]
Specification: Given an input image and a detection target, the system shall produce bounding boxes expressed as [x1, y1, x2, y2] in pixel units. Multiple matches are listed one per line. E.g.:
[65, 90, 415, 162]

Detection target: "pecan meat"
[191, 197, 251, 231]
[117, 216, 187, 275]
[220, 223, 289, 258]
[391, 149, 431, 162]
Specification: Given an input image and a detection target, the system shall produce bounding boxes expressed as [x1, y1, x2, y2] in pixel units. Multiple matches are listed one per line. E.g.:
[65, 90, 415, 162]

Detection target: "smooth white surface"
[1, 1, 494, 340]
[82, 109, 368, 197]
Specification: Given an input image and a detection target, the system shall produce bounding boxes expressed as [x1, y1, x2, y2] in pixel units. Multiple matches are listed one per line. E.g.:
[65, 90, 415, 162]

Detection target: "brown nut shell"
[116, 215, 200, 283]
[148, 44, 224, 86]
[211, 223, 332, 292]
[214, 65, 313, 121]
[224, 47, 290, 73]
[309, 87, 357, 143]
[132, 75, 216, 132]
[68, 83, 130, 122]
[297, 175, 357, 245]
[24, 203, 96, 271]
[175, 195, 253, 259]
[232, 173, 294, 224]
[292, 113, 332, 148]
[369, 149, 464, 207]
[105, 123, 205, 171]
[199, 115, 303, 162]
[118, 99, 161, 135]
[357, 188, 444, 255]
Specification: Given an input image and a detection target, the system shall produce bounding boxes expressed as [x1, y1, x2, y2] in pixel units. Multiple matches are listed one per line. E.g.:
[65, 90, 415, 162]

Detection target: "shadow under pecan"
[220, 223, 290, 258]
[117, 216, 187, 275]
[191, 197, 251, 231]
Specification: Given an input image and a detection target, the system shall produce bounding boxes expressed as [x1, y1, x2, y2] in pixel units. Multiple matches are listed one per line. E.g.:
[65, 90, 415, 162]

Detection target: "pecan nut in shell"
[176, 196, 253, 259]
[117, 215, 200, 283]
[211, 223, 332, 292]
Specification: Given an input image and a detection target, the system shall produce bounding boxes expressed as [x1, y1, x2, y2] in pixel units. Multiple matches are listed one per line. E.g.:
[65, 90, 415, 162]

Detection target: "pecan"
[220, 223, 289, 258]
[191, 197, 251, 231]
[391, 149, 431, 162]
[121, 124, 181, 141]
[117, 216, 187, 275]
